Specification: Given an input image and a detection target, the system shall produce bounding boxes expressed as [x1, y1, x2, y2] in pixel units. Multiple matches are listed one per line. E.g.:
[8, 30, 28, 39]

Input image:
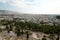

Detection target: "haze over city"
[0, 0, 60, 14]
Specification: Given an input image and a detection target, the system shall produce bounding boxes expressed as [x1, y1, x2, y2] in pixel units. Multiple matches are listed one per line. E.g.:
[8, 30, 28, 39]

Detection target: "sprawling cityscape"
[0, 0, 60, 40]
[0, 10, 60, 40]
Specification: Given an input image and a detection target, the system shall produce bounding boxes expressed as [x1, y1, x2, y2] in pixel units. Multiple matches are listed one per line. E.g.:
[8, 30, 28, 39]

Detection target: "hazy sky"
[0, 0, 60, 14]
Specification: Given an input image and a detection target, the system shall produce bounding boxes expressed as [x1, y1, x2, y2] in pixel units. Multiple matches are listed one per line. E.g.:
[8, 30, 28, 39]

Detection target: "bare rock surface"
[0, 31, 59, 40]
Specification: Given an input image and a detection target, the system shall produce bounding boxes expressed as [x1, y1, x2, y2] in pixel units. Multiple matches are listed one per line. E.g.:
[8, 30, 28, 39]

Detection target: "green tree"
[42, 35, 47, 40]
[49, 34, 55, 40]
[56, 35, 59, 40]
[26, 31, 29, 40]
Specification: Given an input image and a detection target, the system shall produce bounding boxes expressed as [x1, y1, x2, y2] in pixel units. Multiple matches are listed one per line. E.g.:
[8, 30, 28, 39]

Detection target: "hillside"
[0, 10, 60, 40]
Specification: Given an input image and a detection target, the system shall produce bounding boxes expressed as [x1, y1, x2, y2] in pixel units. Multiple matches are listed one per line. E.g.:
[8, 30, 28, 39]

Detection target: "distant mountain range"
[0, 10, 60, 23]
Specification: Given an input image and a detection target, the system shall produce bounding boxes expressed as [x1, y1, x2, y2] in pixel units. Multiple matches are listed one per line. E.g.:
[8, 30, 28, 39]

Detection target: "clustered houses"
[0, 14, 60, 26]
[0, 14, 25, 22]
[0, 14, 14, 21]
[13, 17, 25, 22]
[31, 15, 60, 26]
